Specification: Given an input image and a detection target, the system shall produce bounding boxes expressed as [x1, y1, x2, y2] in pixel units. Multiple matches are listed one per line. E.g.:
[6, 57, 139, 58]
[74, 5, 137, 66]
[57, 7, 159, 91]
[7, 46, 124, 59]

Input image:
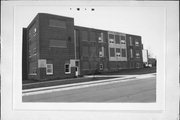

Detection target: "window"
[115, 35, 120, 44]
[90, 32, 96, 42]
[49, 19, 66, 29]
[49, 40, 67, 48]
[122, 49, 126, 57]
[65, 63, 71, 74]
[130, 49, 133, 58]
[129, 36, 133, 46]
[136, 52, 140, 58]
[99, 46, 104, 57]
[109, 34, 114, 43]
[98, 33, 104, 42]
[46, 64, 53, 75]
[116, 48, 121, 57]
[29, 24, 37, 40]
[82, 46, 89, 57]
[121, 40, 126, 44]
[110, 48, 115, 57]
[99, 64, 103, 70]
[120, 36, 125, 40]
[135, 40, 139, 46]
[82, 31, 88, 41]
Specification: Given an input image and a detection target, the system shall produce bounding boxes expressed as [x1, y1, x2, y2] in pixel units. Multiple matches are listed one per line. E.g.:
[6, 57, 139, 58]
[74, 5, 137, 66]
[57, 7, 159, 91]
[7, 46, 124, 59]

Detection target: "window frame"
[136, 52, 140, 58]
[65, 63, 71, 74]
[108, 33, 115, 44]
[99, 64, 103, 70]
[116, 48, 121, 57]
[121, 49, 127, 57]
[130, 49, 133, 58]
[98, 32, 104, 42]
[115, 35, 120, 44]
[46, 64, 53, 75]
[110, 48, 115, 57]
[99, 46, 104, 57]
[129, 36, 133, 46]
[135, 40, 139, 46]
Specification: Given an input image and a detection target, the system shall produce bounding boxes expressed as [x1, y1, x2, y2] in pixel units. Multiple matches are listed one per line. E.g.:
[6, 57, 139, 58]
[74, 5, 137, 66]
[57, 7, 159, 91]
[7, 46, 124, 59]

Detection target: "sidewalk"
[23, 67, 156, 90]
[23, 76, 118, 90]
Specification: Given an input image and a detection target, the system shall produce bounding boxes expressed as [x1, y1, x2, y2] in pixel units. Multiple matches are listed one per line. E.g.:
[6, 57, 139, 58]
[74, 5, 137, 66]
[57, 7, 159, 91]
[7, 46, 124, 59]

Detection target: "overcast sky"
[15, 6, 165, 58]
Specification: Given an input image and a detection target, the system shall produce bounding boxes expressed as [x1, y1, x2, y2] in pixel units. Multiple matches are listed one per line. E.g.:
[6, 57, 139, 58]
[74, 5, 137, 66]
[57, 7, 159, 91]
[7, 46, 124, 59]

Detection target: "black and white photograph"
[21, 7, 158, 103]
[1, 1, 179, 120]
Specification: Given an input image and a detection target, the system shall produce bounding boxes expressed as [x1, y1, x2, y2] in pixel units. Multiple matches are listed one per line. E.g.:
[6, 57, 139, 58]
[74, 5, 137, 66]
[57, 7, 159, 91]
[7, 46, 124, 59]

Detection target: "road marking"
[22, 75, 155, 96]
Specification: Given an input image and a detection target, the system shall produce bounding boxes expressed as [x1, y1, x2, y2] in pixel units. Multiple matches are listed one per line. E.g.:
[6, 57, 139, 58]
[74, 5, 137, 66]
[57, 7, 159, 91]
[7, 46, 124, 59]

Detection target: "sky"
[15, 6, 165, 58]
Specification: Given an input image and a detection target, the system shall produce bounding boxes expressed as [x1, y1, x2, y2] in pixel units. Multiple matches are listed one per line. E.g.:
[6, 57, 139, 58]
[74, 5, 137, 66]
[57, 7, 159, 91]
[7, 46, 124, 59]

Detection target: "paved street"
[22, 74, 156, 102]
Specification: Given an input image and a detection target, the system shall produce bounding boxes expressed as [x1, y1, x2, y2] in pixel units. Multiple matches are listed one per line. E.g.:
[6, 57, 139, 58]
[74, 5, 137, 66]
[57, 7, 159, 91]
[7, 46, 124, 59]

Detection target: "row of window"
[130, 49, 141, 58]
[81, 31, 104, 42]
[109, 48, 127, 58]
[108, 33, 126, 45]
[29, 63, 70, 75]
[82, 46, 106, 57]
[129, 36, 140, 46]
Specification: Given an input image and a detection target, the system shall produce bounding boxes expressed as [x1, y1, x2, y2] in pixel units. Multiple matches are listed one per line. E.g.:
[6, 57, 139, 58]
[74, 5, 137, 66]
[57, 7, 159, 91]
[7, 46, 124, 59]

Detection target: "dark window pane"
[110, 48, 115, 57]
[115, 35, 120, 44]
[109, 34, 114, 39]
[121, 36, 125, 40]
[122, 49, 126, 57]
[116, 48, 121, 53]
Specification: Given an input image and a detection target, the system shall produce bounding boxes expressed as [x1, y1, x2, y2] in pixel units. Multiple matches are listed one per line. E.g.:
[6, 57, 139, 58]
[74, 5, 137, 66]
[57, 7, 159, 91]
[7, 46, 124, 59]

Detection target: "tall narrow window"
[135, 40, 139, 46]
[130, 49, 133, 58]
[116, 48, 121, 57]
[122, 49, 126, 57]
[109, 34, 114, 43]
[136, 52, 140, 58]
[110, 48, 115, 57]
[65, 63, 71, 74]
[46, 64, 53, 75]
[129, 37, 133, 46]
[115, 35, 120, 44]
[98, 32, 104, 42]
[99, 46, 104, 57]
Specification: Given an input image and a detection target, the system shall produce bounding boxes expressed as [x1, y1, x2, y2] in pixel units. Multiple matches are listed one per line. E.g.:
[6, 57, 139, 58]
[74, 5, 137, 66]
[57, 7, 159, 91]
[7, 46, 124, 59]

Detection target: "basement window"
[46, 64, 53, 75]
[65, 63, 71, 74]
[99, 64, 103, 70]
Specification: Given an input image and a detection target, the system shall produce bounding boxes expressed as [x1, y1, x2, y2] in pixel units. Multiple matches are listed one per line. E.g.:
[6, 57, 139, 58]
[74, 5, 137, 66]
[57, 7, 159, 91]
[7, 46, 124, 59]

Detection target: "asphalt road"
[22, 75, 156, 102]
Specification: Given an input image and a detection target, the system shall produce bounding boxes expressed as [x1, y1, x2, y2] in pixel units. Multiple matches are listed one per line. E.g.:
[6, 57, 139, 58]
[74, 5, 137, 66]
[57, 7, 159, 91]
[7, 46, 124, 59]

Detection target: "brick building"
[22, 13, 144, 81]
